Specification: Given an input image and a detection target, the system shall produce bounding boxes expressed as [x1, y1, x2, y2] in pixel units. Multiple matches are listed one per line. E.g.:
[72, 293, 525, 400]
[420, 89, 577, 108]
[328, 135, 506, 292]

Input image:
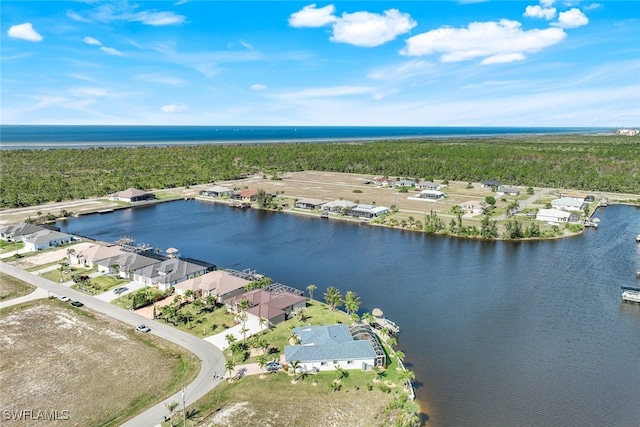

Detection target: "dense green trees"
[2, 135, 638, 208]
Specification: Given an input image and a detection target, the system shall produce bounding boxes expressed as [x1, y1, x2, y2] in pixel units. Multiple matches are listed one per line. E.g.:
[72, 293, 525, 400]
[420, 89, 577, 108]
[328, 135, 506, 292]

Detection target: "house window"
[347, 360, 353, 365]
[320, 362, 326, 366]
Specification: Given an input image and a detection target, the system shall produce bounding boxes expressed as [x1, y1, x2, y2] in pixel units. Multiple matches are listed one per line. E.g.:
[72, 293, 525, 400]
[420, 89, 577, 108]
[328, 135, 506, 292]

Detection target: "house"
[232, 189, 258, 203]
[551, 197, 587, 212]
[351, 204, 389, 219]
[536, 208, 571, 223]
[107, 188, 155, 203]
[97, 253, 160, 279]
[321, 200, 357, 214]
[408, 190, 444, 201]
[133, 258, 208, 291]
[481, 180, 504, 189]
[496, 188, 520, 196]
[459, 200, 487, 214]
[70, 244, 126, 267]
[225, 289, 306, 326]
[199, 186, 234, 198]
[568, 213, 582, 223]
[294, 198, 328, 210]
[415, 181, 441, 191]
[175, 270, 249, 302]
[22, 229, 75, 252]
[0, 223, 47, 242]
[395, 179, 416, 188]
[284, 324, 385, 372]
[372, 177, 395, 187]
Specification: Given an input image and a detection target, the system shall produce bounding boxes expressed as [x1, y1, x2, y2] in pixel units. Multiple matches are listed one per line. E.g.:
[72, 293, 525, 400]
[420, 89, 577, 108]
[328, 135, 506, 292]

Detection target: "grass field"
[0, 272, 34, 301]
[0, 298, 199, 426]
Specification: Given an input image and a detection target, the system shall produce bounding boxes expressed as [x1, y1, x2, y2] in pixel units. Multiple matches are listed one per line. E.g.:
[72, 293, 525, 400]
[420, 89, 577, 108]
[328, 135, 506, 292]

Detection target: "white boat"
[636, 234, 640, 242]
[622, 290, 640, 303]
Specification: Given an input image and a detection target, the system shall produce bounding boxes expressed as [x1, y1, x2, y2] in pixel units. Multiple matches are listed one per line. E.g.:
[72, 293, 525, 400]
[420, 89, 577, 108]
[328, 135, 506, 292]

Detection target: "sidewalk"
[0, 287, 50, 309]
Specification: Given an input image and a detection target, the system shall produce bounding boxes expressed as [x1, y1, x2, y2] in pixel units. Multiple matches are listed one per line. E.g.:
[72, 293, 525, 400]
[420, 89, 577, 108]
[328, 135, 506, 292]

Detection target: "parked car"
[266, 361, 282, 372]
[136, 324, 151, 333]
[57, 295, 70, 302]
[70, 301, 84, 307]
[113, 286, 128, 294]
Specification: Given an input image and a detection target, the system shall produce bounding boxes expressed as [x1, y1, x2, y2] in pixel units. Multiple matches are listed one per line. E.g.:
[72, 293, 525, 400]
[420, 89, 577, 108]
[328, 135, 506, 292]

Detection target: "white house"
[0, 223, 47, 242]
[321, 200, 357, 214]
[459, 200, 487, 214]
[351, 204, 389, 219]
[415, 181, 441, 191]
[22, 229, 75, 252]
[107, 188, 155, 203]
[551, 197, 586, 212]
[408, 190, 444, 201]
[284, 324, 385, 372]
[536, 208, 571, 223]
[199, 186, 234, 198]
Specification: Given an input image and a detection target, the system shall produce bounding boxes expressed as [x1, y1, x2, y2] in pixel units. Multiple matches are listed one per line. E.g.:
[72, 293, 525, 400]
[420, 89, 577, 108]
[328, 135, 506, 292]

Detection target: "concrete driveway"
[94, 280, 146, 302]
[0, 261, 225, 427]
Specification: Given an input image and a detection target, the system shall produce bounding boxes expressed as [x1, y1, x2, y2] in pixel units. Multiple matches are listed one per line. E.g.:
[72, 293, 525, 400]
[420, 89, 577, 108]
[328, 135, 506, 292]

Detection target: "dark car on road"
[113, 286, 128, 294]
[70, 301, 84, 307]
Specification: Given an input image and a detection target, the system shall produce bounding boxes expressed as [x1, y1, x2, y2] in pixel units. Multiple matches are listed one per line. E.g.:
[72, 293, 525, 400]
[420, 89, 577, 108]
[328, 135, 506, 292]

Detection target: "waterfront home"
[481, 180, 504, 189]
[551, 197, 587, 212]
[294, 198, 328, 210]
[0, 223, 49, 242]
[459, 200, 488, 214]
[284, 324, 385, 372]
[133, 258, 208, 291]
[107, 188, 155, 203]
[536, 208, 571, 223]
[351, 204, 389, 219]
[232, 189, 258, 203]
[226, 289, 306, 326]
[496, 187, 520, 196]
[408, 189, 445, 201]
[22, 229, 76, 252]
[175, 270, 250, 302]
[199, 186, 234, 198]
[97, 253, 160, 279]
[415, 181, 441, 191]
[322, 200, 357, 215]
[70, 244, 126, 267]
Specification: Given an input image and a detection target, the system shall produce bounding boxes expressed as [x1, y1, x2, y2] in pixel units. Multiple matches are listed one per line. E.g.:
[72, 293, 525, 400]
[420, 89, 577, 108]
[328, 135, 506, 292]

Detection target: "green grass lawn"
[0, 272, 35, 301]
[73, 274, 128, 294]
[0, 240, 24, 254]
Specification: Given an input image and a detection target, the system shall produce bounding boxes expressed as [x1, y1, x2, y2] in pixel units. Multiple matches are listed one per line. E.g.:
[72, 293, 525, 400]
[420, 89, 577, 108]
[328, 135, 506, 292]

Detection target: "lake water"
[57, 201, 640, 426]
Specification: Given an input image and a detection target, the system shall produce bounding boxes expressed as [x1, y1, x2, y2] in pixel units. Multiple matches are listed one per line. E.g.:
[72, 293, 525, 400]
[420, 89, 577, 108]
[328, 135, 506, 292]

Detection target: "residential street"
[0, 261, 225, 427]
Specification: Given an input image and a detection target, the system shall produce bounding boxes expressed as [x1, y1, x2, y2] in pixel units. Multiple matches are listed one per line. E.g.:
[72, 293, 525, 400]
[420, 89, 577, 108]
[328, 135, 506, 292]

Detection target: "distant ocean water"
[0, 125, 613, 150]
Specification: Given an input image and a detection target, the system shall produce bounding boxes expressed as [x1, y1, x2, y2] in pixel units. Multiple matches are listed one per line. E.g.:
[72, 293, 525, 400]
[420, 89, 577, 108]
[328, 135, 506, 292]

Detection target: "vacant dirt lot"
[0, 299, 191, 426]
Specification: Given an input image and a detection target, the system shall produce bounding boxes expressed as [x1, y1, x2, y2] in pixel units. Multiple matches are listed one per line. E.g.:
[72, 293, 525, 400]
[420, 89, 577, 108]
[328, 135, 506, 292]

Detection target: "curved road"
[0, 261, 225, 427]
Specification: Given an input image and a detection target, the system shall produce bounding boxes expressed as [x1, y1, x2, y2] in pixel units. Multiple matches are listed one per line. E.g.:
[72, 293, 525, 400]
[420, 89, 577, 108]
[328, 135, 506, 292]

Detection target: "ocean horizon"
[0, 125, 614, 150]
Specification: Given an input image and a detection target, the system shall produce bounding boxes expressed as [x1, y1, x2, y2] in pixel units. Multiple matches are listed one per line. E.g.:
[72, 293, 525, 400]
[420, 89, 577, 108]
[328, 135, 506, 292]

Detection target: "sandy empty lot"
[0, 299, 190, 426]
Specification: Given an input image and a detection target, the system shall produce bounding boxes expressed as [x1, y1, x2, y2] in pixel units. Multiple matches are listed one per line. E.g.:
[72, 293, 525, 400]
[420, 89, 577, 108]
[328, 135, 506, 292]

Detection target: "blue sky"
[1, 1, 638, 126]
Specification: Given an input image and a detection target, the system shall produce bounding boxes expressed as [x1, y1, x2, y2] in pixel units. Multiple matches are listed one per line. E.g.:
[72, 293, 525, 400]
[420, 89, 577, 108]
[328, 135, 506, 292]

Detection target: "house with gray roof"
[551, 197, 587, 212]
[133, 258, 208, 291]
[351, 204, 389, 219]
[321, 200, 357, 215]
[97, 253, 160, 279]
[200, 186, 234, 198]
[0, 223, 47, 242]
[107, 188, 155, 203]
[285, 324, 385, 372]
[22, 229, 76, 252]
[481, 180, 504, 189]
[294, 198, 328, 210]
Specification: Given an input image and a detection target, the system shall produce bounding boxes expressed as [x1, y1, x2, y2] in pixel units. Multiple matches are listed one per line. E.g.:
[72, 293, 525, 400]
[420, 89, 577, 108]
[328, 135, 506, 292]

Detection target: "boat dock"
[371, 308, 400, 335]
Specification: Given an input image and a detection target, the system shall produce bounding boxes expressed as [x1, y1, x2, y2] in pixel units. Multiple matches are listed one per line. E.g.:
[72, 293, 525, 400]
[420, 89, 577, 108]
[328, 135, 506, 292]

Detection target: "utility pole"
[182, 386, 186, 427]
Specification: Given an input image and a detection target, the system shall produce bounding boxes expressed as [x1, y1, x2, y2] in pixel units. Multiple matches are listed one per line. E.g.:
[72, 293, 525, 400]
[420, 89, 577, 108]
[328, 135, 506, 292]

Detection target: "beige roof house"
[226, 289, 306, 325]
[107, 188, 155, 203]
[176, 270, 250, 302]
[72, 244, 126, 266]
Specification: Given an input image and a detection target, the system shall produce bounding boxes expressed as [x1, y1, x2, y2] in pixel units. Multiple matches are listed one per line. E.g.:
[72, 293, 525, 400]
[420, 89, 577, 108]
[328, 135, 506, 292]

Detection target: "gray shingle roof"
[284, 325, 376, 363]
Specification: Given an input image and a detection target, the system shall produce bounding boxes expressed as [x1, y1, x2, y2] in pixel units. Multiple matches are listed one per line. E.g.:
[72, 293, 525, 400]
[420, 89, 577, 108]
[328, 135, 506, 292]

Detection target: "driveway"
[204, 317, 263, 350]
[0, 261, 225, 427]
[94, 280, 146, 302]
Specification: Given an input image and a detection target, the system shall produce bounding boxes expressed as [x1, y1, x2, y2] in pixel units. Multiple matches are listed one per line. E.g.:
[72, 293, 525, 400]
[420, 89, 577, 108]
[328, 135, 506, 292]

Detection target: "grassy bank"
[0, 272, 35, 301]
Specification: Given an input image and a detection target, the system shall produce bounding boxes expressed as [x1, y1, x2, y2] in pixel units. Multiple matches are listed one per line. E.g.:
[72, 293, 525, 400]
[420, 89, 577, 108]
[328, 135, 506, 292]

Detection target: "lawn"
[0, 240, 23, 255]
[73, 274, 127, 294]
[0, 272, 35, 301]
[0, 298, 199, 427]
[40, 264, 94, 283]
[177, 367, 419, 427]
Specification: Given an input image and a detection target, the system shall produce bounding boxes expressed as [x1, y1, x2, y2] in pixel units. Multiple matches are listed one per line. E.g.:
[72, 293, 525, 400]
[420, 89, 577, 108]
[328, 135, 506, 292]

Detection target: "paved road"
[0, 261, 226, 427]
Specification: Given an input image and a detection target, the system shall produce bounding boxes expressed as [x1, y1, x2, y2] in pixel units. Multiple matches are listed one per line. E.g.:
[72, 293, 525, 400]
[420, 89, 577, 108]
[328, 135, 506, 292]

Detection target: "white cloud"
[289, 4, 337, 28]
[83, 36, 102, 46]
[277, 85, 375, 102]
[7, 23, 43, 42]
[553, 8, 589, 28]
[540, 0, 555, 7]
[289, 5, 415, 47]
[133, 74, 187, 86]
[161, 104, 187, 113]
[100, 46, 122, 56]
[401, 19, 566, 64]
[251, 84, 267, 91]
[131, 11, 186, 26]
[331, 9, 417, 47]
[524, 5, 557, 20]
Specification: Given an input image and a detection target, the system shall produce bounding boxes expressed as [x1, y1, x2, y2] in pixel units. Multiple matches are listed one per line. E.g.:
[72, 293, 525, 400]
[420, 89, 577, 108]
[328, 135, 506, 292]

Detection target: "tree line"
[1, 135, 638, 208]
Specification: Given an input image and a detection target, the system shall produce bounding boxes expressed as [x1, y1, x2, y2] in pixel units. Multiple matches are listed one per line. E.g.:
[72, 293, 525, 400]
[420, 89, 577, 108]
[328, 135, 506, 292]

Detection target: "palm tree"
[324, 286, 343, 311]
[165, 401, 179, 423]
[373, 367, 386, 383]
[225, 334, 237, 349]
[334, 366, 349, 382]
[306, 284, 317, 300]
[399, 369, 416, 390]
[258, 316, 268, 332]
[200, 317, 209, 336]
[361, 312, 375, 324]
[288, 360, 301, 381]
[257, 354, 267, 378]
[240, 326, 250, 344]
[184, 289, 195, 302]
[344, 291, 361, 315]
[225, 359, 236, 380]
[257, 338, 269, 355]
[387, 337, 397, 348]
[237, 298, 252, 343]
[395, 350, 405, 366]
[66, 248, 75, 262]
[58, 259, 70, 282]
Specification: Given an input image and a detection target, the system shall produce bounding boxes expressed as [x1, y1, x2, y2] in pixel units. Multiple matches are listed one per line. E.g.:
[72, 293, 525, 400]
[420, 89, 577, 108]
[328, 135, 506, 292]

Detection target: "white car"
[57, 295, 71, 302]
[136, 324, 151, 333]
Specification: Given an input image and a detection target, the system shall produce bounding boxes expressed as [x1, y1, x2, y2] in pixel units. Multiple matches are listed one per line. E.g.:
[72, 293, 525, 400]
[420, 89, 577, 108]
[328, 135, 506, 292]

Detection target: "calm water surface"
[57, 201, 640, 426]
